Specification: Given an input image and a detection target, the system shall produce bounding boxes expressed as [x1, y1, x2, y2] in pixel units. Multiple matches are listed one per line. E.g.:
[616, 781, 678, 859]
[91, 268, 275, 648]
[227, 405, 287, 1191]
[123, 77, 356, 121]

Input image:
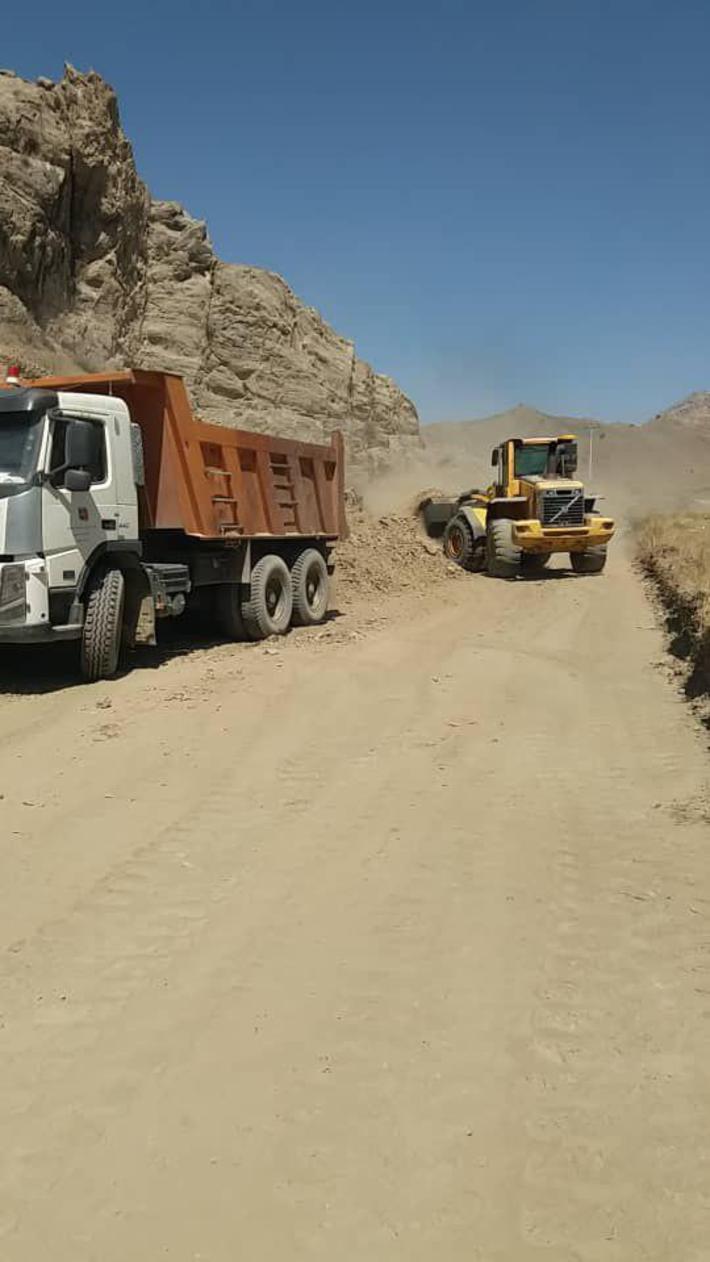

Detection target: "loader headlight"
[0, 563, 26, 623]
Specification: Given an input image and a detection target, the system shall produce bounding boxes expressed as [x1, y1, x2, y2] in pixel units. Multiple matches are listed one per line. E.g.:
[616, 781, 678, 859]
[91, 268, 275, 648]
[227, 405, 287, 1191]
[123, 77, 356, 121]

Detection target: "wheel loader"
[420, 435, 614, 578]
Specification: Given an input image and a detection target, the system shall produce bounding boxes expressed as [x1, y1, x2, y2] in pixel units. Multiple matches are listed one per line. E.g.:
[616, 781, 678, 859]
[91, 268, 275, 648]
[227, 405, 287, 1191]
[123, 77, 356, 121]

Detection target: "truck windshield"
[514, 445, 549, 477]
[0, 413, 43, 489]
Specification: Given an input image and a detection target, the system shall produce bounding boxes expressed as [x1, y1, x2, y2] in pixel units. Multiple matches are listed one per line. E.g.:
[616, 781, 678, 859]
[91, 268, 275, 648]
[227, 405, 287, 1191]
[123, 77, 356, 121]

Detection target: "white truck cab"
[0, 385, 139, 641]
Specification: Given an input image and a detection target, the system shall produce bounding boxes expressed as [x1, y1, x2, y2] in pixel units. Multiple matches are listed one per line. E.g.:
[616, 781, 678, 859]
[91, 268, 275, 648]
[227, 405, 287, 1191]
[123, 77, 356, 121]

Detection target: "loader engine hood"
[519, 476, 584, 492]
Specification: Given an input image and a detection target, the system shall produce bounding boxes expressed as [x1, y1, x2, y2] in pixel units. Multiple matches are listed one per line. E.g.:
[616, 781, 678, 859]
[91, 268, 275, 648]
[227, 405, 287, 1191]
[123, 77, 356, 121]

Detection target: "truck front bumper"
[0, 559, 83, 643]
[512, 516, 615, 553]
[0, 623, 82, 644]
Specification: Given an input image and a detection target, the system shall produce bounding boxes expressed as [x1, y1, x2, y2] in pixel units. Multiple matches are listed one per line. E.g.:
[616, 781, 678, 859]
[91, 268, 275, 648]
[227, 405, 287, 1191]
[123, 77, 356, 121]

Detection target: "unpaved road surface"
[1, 547, 710, 1260]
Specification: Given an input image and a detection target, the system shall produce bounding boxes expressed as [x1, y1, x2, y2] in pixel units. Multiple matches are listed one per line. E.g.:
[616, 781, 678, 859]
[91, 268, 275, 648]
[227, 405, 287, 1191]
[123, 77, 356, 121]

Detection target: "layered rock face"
[0, 67, 420, 469]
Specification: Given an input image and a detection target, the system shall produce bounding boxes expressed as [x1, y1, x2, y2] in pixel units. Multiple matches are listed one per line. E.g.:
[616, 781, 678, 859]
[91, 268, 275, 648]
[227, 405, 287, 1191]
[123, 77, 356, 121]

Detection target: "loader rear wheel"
[80, 568, 125, 681]
[291, 549, 329, 625]
[443, 514, 485, 572]
[521, 552, 550, 574]
[570, 547, 607, 575]
[241, 554, 293, 640]
[486, 519, 522, 579]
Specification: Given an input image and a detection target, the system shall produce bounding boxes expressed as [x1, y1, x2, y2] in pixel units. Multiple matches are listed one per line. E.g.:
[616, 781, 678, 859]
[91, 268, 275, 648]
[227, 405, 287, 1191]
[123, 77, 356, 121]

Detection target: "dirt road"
[1, 546, 709, 1260]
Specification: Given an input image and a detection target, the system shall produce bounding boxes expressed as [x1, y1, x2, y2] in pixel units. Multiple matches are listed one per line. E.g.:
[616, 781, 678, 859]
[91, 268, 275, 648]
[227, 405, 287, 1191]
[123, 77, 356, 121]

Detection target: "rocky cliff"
[0, 66, 420, 469]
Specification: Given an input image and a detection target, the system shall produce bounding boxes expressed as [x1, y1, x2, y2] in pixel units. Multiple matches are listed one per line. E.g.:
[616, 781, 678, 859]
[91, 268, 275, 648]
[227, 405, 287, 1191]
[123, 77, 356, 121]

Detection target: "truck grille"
[540, 488, 584, 526]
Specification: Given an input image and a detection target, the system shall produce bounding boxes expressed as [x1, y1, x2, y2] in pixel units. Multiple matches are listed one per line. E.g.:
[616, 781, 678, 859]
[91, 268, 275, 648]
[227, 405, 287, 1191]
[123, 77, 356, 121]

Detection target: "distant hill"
[647, 392, 710, 431]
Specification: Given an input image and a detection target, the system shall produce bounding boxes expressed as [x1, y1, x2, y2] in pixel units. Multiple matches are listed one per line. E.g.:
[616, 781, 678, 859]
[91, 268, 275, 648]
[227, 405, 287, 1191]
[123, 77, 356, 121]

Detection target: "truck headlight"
[0, 564, 26, 623]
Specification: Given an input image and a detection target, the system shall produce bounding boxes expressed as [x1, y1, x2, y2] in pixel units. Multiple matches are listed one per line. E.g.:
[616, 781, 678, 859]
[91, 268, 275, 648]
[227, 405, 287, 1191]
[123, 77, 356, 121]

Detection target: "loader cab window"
[49, 417, 107, 487]
[514, 444, 549, 478]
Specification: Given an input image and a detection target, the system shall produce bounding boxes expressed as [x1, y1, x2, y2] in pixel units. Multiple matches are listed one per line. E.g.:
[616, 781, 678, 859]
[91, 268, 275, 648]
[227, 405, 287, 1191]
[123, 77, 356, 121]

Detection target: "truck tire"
[443, 514, 485, 572]
[215, 582, 245, 639]
[486, 519, 522, 579]
[80, 568, 126, 681]
[521, 552, 550, 574]
[570, 546, 607, 575]
[291, 548, 330, 625]
[241, 554, 293, 640]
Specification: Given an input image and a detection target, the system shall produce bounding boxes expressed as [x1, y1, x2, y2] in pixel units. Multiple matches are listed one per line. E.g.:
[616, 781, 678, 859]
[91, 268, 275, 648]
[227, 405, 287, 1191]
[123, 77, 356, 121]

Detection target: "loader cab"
[491, 436, 578, 497]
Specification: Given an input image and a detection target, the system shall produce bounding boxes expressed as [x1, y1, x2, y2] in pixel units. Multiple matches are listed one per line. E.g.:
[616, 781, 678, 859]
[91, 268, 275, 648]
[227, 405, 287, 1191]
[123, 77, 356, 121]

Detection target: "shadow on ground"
[0, 609, 346, 698]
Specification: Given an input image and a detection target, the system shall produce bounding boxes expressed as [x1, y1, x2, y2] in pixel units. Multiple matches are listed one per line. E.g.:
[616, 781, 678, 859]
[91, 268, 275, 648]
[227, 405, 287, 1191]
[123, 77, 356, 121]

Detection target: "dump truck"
[420, 434, 614, 578]
[0, 367, 346, 679]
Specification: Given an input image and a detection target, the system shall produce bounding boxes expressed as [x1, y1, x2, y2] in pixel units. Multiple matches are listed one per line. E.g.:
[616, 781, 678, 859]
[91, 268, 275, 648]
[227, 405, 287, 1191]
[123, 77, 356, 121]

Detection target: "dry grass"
[636, 513, 710, 699]
[637, 514, 710, 627]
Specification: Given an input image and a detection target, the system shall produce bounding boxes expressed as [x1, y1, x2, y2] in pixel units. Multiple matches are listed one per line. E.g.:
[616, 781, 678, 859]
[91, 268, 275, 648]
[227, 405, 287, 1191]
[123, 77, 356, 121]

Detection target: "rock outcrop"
[0, 66, 420, 469]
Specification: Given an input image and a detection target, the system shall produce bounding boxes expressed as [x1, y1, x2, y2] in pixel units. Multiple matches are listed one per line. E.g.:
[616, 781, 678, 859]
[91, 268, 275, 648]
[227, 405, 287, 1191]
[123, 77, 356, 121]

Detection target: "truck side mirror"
[65, 468, 92, 493]
[66, 419, 101, 472]
[491, 449, 498, 466]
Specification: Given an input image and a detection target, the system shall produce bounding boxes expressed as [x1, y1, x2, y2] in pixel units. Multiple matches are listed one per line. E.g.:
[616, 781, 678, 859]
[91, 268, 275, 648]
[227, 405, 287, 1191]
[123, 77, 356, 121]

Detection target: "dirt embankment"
[636, 513, 710, 708]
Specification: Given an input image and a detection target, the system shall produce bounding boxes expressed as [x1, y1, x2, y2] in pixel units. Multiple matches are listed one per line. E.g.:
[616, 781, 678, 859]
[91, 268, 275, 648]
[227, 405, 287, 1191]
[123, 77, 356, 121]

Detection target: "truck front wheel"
[80, 568, 126, 681]
[241, 554, 293, 640]
[570, 547, 607, 574]
[291, 549, 329, 625]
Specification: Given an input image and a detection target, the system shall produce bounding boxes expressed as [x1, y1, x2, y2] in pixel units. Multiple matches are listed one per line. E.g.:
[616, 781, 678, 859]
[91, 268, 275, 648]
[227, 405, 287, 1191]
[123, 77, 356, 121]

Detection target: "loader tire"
[521, 552, 550, 573]
[215, 582, 245, 639]
[241, 554, 293, 640]
[486, 519, 522, 579]
[80, 568, 125, 682]
[291, 548, 329, 626]
[443, 514, 485, 572]
[570, 546, 607, 575]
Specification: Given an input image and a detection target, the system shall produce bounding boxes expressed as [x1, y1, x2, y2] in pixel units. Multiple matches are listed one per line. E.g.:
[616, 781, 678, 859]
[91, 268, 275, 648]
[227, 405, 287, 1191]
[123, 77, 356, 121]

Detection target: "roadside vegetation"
[637, 514, 710, 700]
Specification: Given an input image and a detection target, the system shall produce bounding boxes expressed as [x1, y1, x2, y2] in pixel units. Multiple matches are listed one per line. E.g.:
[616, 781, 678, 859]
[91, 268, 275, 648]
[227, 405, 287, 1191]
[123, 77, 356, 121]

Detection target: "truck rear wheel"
[215, 583, 245, 639]
[486, 519, 522, 578]
[241, 554, 293, 640]
[570, 547, 607, 574]
[291, 548, 329, 625]
[443, 514, 485, 572]
[80, 568, 126, 681]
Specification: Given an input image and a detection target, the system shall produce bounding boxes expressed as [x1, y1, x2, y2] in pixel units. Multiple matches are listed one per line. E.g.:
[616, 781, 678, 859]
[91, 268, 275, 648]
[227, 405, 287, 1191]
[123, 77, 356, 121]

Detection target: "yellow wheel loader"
[420, 436, 614, 579]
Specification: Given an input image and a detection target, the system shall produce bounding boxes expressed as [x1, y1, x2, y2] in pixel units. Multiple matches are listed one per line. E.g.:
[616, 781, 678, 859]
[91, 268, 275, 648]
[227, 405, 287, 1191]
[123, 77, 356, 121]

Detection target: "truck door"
[42, 412, 122, 600]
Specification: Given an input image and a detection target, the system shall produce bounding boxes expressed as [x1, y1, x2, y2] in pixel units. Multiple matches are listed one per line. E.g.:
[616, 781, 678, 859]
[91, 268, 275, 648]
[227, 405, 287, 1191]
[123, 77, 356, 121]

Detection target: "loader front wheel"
[570, 547, 607, 575]
[80, 568, 126, 681]
[443, 514, 485, 572]
[241, 554, 293, 640]
[486, 519, 522, 579]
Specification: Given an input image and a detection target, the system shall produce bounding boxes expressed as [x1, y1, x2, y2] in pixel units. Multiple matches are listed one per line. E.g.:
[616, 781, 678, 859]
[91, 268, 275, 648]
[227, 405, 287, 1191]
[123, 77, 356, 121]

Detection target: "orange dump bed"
[29, 369, 346, 542]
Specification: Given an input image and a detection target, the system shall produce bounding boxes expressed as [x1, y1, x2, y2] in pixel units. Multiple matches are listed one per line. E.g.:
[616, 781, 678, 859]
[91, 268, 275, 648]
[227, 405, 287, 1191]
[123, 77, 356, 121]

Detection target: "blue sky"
[4, 0, 710, 423]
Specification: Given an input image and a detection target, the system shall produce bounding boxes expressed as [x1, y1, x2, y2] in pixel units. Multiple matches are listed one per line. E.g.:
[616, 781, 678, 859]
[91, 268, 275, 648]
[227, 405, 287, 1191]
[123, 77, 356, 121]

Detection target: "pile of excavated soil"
[334, 505, 457, 603]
